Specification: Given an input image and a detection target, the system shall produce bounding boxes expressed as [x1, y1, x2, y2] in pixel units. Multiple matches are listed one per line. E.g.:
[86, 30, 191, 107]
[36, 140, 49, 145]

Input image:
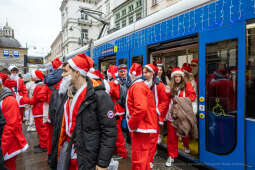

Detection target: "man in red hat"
[8, 65, 28, 126]
[104, 65, 128, 159]
[58, 53, 116, 170]
[0, 72, 28, 170]
[126, 63, 158, 170]
[20, 70, 49, 153]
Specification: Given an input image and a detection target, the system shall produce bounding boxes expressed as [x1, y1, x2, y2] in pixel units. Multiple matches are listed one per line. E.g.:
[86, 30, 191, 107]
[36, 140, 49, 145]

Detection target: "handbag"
[57, 127, 76, 170]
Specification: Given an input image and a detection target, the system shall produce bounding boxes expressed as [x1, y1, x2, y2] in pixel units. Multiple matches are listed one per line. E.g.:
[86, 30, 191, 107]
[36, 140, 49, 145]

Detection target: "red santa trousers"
[149, 127, 159, 163]
[167, 121, 178, 158]
[131, 132, 154, 170]
[115, 116, 127, 158]
[69, 159, 78, 170]
[19, 107, 25, 129]
[182, 136, 190, 148]
[47, 123, 53, 155]
[4, 156, 17, 170]
[34, 117, 48, 148]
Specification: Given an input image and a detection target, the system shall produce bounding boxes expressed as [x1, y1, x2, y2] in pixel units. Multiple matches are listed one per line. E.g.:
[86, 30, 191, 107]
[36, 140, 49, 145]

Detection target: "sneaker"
[48, 154, 51, 165]
[34, 147, 47, 153]
[165, 157, 174, 167]
[184, 147, 190, 154]
[112, 155, 124, 160]
[157, 134, 162, 144]
[150, 162, 153, 169]
[34, 144, 40, 149]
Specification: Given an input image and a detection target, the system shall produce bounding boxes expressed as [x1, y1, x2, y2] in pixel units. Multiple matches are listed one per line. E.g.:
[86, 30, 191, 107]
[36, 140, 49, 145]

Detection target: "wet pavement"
[15, 125, 200, 170]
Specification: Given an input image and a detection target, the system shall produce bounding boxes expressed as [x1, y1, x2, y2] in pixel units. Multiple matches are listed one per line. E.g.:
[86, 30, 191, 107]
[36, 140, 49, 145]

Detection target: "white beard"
[59, 75, 71, 94]
[144, 80, 153, 88]
[10, 74, 18, 81]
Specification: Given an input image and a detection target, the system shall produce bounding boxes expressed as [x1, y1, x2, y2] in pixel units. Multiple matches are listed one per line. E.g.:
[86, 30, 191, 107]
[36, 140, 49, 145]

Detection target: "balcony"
[79, 38, 89, 45]
[78, 18, 93, 26]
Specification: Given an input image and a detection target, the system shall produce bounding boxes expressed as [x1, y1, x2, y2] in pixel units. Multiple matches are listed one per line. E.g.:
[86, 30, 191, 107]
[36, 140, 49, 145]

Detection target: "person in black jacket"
[59, 53, 116, 170]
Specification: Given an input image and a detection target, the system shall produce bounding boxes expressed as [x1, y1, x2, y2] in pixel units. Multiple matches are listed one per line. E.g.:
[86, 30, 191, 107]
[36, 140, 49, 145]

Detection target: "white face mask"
[144, 79, 153, 88]
[59, 75, 72, 94]
[10, 74, 18, 80]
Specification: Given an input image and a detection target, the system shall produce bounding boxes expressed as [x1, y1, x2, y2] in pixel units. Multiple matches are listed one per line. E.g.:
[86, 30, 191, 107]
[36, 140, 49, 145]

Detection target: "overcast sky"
[0, 0, 62, 56]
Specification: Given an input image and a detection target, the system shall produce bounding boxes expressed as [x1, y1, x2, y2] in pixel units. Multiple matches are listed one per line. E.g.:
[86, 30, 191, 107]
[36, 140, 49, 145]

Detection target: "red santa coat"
[20, 82, 48, 117]
[1, 96, 28, 161]
[105, 80, 125, 116]
[12, 78, 28, 107]
[153, 82, 170, 125]
[126, 79, 158, 133]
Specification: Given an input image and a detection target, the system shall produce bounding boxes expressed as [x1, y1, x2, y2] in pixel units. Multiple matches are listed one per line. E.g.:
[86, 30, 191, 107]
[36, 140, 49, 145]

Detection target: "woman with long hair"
[164, 68, 196, 167]
[143, 64, 170, 168]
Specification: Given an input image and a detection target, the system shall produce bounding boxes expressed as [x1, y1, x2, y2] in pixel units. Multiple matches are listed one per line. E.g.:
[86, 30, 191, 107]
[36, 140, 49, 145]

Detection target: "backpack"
[48, 86, 59, 125]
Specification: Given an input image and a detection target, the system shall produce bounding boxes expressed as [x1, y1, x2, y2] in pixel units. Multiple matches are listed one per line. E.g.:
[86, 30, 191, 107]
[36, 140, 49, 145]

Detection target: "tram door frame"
[98, 55, 116, 74]
[199, 22, 245, 170]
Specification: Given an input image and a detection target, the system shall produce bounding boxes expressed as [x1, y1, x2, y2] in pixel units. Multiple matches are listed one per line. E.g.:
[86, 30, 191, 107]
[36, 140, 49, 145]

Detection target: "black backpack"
[116, 82, 128, 108]
[48, 86, 59, 126]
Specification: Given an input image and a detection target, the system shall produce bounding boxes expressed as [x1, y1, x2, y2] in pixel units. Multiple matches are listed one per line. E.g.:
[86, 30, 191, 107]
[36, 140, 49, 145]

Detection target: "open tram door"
[199, 22, 245, 170]
[98, 55, 116, 76]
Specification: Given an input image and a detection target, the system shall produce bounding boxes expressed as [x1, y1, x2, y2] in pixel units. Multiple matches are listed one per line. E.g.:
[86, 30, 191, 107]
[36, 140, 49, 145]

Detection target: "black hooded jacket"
[74, 77, 117, 169]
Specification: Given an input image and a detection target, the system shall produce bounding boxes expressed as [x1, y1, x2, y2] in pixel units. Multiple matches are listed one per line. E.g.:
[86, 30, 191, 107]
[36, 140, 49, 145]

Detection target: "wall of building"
[147, 0, 179, 16]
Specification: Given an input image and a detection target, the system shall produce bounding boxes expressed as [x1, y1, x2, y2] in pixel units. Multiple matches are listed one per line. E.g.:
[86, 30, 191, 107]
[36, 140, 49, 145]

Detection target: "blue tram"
[64, 0, 255, 169]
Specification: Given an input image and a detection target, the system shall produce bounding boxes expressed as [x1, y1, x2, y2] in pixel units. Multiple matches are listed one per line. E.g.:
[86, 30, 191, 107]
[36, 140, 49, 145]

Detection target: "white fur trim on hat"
[87, 72, 99, 80]
[145, 65, 154, 73]
[8, 65, 18, 72]
[171, 71, 184, 78]
[31, 70, 37, 80]
[68, 59, 87, 77]
[129, 72, 142, 79]
[132, 71, 136, 76]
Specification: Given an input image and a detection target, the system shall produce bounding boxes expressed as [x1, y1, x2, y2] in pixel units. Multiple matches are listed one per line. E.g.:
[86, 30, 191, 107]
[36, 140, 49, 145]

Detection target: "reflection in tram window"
[246, 23, 255, 118]
[132, 56, 143, 65]
[205, 39, 237, 155]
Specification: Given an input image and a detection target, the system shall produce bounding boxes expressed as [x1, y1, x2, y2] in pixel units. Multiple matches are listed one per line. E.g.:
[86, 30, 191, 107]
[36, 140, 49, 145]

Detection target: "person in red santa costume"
[143, 64, 170, 168]
[104, 65, 128, 159]
[20, 70, 49, 153]
[44, 57, 63, 164]
[164, 68, 196, 167]
[8, 66, 28, 126]
[126, 63, 158, 170]
[58, 54, 116, 170]
[0, 72, 29, 170]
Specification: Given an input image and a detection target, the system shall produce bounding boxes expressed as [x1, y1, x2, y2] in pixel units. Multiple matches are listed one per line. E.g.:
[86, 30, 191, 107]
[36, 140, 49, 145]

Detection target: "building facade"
[147, 0, 179, 16]
[112, 0, 146, 30]
[48, 32, 62, 63]
[60, 0, 102, 56]
[0, 22, 27, 72]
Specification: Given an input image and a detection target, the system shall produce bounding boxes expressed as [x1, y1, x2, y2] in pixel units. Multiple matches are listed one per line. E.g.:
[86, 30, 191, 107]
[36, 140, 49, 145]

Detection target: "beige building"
[0, 22, 27, 72]
[147, 0, 180, 16]
[49, 32, 62, 62]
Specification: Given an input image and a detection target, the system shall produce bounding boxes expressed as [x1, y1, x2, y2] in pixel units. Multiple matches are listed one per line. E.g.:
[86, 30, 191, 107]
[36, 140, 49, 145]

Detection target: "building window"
[129, 5, 134, 12]
[152, 0, 158, 6]
[81, 29, 88, 40]
[136, 12, 142, 21]
[136, 0, 142, 8]
[129, 16, 133, 24]
[122, 19, 126, 27]
[122, 9, 126, 16]
[116, 13, 120, 20]
[81, 12, 88, 20]
[116, 22, 120, 30]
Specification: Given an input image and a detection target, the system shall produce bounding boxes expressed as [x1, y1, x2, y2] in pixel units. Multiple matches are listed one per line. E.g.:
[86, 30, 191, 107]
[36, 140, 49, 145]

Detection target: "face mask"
[10, 74, 18, 80]
[59, 75, 72, 94]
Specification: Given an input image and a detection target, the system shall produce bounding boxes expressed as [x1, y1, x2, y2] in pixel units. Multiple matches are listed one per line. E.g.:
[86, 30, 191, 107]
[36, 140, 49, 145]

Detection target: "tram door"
[98, 55, 116, 76]
[199, 22, 245, 170]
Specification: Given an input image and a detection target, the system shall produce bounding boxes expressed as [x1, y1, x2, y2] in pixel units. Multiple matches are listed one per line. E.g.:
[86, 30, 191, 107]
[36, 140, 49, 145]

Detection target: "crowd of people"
[0, 53, 200, 170]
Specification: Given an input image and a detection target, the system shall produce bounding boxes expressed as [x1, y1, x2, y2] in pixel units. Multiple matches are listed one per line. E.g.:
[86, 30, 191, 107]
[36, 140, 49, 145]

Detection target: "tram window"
[205, 39, 237, 154]
[118, 58, 127, 65]
[132, 56, 143, 65]
[246, 23, 255, 118]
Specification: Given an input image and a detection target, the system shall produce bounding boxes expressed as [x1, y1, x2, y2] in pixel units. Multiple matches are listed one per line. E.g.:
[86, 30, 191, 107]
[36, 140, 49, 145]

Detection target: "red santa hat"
[182, 63, 192, 74]
[67, 54, 94, 77]
[31, 70, 44, 81]
[0, 72, 8, 84]
[129, 63, 142, 79]
[157, 59, 163, 67]
[144, 64, 158, 74]
[191, 58, 198, 66]
[118, 64, 127, 71]
[52, 57, 62, 70]
[107, 65, 118, 79]
[88, 70, 105, 80]
[171, 67, 184, 78]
